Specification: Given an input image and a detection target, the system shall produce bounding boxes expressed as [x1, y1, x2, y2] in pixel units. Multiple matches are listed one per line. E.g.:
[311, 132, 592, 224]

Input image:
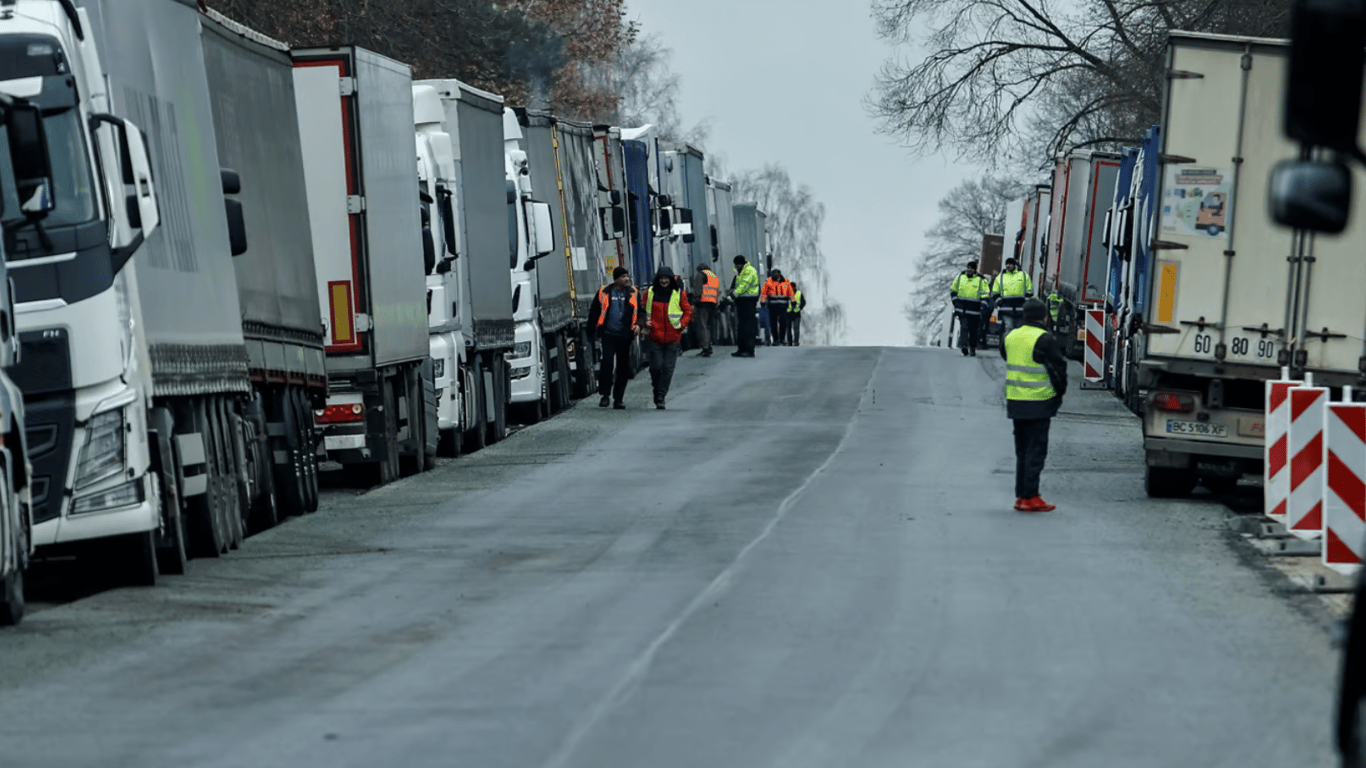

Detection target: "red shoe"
[1021, 496, 1056, 512]
[1013, 497, 1030, 511]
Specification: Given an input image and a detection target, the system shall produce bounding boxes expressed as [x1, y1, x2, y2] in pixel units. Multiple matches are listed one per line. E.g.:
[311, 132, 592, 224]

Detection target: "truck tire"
[548, 335, 567, 414]
[400, 370, 431, 476]
[0, 568, 22, 626]
[358, 379, 400, 487]
[155, 472, 189, 575]
[486, 357, 508, 445]
[292, 389, 320, 512]
[1145, 465, 1197, 498]
[466, 357, 488, 452]
[571, 329, 594, 400]
[275, 389, 307, 516]
[185, 402, 227, 558]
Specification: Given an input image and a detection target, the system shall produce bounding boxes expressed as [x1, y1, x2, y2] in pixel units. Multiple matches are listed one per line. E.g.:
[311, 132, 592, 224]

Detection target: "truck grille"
[14, 329, 73, 395]
[25, 393, 76, 525]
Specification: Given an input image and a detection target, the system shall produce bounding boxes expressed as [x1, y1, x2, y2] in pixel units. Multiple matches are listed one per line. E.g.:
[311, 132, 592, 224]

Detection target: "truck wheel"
[571, 329, 594, 400]
[359, 380, 400, 487]
[274, 389, 306, 516]
[185, 402, 227, 558]
[292, 389, 320, 512]
[211, 399, 244, 551]
[1145, 465, 1197, 498]
[155, 472, 189, 575]
[556, 335, 573, 411]
[0, 568, 22, 626]
[400, 371, 430, 476]
[486, 358, 507, 444]
[548, 336, 566, 414]
[467, 357, 488, 451]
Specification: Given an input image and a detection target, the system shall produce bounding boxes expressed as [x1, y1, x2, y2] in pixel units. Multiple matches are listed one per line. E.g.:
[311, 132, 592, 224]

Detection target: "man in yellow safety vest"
[949, 259, 990, 356]
[1004, 298, 1068, 512]
[788, 282, 806, 346]
[729, 255, 761, 357]
[992, 257, 1034, 348]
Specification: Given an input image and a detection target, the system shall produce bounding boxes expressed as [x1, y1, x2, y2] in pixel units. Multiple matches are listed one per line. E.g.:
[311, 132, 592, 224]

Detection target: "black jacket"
[1006, 321, 1068, 420]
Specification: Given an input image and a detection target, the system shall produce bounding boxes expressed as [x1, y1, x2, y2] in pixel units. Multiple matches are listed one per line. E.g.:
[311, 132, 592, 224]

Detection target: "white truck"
[1135, 31, 1366, 497]
[0, 0, 283, 583]
[417, 79, 516, 448]
[501, 108, 556, 423]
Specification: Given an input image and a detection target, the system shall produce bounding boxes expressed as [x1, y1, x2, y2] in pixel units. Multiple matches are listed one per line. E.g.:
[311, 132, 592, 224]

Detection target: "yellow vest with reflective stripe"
[734, 264, 761, 297]
[994, 270, 1032, 298]
[1005, 325, 1057, 402]
[952, 273, 989, 299]
[788, 290, 803, 313]
[646, 286, 685, 329]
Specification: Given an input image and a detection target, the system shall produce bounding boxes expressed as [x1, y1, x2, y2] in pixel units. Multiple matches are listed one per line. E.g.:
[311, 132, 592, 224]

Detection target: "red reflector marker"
[1152, 392, 1195, 413]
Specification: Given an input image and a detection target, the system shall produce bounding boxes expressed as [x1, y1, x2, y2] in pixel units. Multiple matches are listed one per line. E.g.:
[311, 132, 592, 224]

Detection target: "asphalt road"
[0, 346, 1343, 767]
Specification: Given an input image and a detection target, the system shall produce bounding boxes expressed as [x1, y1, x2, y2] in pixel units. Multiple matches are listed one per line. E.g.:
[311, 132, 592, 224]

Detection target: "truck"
[1019, 185, 1052, 294]
[201, 9, 323, 526]
[732, 202, 769, 339]
[1099, 126, 1160, 415]
[501, 108, 557, 423]
[1042, 149, 1122, 355]
[706, 177, 738, 345]
[658, 143, 709, 289]
[618, 126, 657, 285]
[416, 78, 515, 448]
[0, 95, 46, 624]
[293, 46, 438, 485]
[1, 0, 287, 583]
[1131, 31, 1366, 497]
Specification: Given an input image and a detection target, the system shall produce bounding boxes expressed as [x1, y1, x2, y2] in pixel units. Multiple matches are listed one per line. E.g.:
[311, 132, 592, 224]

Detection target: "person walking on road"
[587, 266, 639, 409]
[949, 260, 990, 356]
[641, 266, 693, 409]
[730, 255, 761, 357]
[1005, 298, 1068, 512]
[992, 258, 1034, 348]
[693, 263, 720, 357]
[788, 282, 806, 346]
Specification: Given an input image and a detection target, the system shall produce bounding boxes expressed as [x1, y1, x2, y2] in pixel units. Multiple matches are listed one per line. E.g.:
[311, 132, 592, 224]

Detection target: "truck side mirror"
[599, 205, 625, 240]
[1269, 158, 1353, 233]
[91, 114, 160, 271]
[220, 167, 247, 257]
[1284, 0, 1366, 152]
[671, 207, 694, 238]
[532, 201, 554, 257]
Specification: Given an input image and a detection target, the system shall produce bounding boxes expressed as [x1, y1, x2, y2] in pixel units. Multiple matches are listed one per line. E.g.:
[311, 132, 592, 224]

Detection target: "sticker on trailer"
[1161, 168, 1234, 238]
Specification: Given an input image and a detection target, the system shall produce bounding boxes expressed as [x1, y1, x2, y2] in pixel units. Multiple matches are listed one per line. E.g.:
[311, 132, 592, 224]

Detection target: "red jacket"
[643, 285, 693, 345]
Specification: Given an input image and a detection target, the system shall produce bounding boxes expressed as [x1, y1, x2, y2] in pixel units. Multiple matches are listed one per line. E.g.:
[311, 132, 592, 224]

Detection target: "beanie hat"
[733, 255, 746, 265]
[1022, 297, 1049, 323]
[612, 266, 629, 279]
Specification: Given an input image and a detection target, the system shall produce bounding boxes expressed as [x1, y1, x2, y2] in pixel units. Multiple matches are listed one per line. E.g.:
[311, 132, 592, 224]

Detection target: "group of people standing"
[587, 254, 807, 410]
[948, 257, 1035, 356]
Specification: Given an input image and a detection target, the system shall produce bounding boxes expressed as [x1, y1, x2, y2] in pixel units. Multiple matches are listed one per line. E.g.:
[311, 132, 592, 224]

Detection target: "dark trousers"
[646, 339, 680, 400]
[597, 333, 633, 402]
[790, 313, 801, 345]
[772, 309, 791, 345]
[736, 296, 759, 354]
[958, 312, 981, 351]
[1012, 417, 1051, 499]
[694, 302, 716, 351]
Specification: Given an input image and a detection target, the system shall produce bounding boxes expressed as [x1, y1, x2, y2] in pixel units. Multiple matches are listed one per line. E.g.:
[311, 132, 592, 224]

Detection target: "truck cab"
[0, 1, 162, 578]
[502, 110, 553, 421]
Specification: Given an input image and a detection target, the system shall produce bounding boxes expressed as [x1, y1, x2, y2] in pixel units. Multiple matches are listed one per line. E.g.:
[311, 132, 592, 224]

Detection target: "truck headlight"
[75, 409, 125, 490]
[511, 365, 532, 380]
[514, 341, 532, 359]
[71, 479, 144, 515]
[432, 358, 445, 379]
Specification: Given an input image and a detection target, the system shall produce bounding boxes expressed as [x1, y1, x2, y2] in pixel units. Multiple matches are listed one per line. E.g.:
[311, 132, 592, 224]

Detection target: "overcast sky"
[625, 0, 974, 347]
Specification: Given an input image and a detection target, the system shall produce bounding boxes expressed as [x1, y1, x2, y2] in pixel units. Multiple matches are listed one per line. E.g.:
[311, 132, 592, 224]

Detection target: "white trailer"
[1137, 31, 1366, 496]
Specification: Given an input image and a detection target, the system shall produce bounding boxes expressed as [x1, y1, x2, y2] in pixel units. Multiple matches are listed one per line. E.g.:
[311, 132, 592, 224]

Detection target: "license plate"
[1166, 419, 1228, 437]
[1237, 417, 1265, 438]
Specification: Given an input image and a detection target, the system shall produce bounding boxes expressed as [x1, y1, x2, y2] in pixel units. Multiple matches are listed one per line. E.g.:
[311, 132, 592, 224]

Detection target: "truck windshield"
[38, 106, 97, 228]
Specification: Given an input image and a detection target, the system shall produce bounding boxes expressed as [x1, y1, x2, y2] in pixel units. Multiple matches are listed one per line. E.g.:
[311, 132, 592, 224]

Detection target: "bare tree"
[731, 165, 848, 346]
[905, 177, 1026, 345]
[578, 32, 710, 143]
[868, 0, 1290, 168]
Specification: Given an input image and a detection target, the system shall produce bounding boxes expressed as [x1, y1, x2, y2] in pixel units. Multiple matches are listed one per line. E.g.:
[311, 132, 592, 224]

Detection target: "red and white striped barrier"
[1083, 309, 1104, 382]
[1325, 403, 1366, 574]
[1265, 379, 1302, 523]
[1288, 386, 1329, 540]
